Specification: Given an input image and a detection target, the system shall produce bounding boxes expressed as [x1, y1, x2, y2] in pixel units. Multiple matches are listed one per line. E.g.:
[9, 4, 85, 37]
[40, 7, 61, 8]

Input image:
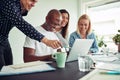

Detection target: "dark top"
[0, 0, 44, 43]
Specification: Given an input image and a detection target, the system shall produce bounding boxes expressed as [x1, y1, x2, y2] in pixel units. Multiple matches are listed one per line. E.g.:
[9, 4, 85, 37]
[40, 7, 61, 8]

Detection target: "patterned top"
[69, 31, 99, 53]
[0, 0, 44, 43]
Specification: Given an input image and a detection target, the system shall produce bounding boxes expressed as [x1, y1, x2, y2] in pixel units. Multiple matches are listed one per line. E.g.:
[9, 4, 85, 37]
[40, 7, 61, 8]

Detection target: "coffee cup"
[52, 52, 67, 68]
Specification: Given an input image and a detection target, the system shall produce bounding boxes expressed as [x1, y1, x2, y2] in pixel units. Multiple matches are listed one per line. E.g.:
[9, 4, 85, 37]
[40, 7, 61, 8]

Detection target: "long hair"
[59, 9, 70, 39]
[76, 14, 91, 35]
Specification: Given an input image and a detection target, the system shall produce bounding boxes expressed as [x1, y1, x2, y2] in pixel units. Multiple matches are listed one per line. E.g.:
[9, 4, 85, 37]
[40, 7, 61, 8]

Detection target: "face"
[78, 19, 89, 34]
[61, 13, 69, 27]
[48, 14, 62, 31]
[21, 0, 38, 11]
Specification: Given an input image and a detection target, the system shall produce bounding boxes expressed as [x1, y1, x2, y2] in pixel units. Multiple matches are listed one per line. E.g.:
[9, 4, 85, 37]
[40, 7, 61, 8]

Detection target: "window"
[85, 1, 120, 52]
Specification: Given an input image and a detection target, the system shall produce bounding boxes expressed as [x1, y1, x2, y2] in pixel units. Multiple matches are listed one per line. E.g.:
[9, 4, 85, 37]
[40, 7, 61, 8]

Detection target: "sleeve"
[1, 0, 44, 42]
[90, 33, 99, 53]
[69, 33, 76, 48]
[24, 36, 36, 49]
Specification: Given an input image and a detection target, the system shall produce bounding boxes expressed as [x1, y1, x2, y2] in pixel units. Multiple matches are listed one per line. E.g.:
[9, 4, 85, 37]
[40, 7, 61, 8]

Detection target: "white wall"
[9, 0, 79, 64]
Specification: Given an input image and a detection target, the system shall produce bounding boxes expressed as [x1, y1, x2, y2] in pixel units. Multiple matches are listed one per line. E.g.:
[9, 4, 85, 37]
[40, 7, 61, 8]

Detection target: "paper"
[0, 61, 55, 76]
[80, 55, 120, 80]
[79, 69, 120, 80]
[89, 55, 118, 62]
[9, 61, 52, 69]
[95, 62, 120, 71]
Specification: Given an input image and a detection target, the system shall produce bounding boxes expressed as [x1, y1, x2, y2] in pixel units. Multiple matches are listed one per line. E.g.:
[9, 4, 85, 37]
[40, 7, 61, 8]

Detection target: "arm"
[23, 47, 53, 62]
[23, 36, 53, 62]
[1, 0, 44, 42]
[1, 0, 61, 48]
[69, 33, 76, 48]
[89, 33, 99, 53]
[41, 37, 62, 49]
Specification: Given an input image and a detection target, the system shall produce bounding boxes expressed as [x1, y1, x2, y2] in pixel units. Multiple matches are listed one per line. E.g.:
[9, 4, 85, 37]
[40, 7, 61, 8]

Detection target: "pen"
[100, 71, 120, 75]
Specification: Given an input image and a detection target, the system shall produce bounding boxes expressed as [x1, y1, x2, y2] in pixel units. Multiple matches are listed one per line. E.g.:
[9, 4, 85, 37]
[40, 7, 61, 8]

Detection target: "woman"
[0, 0, 61, 70]
[69, 14, 99, 53]
[55, 9, 70, 39]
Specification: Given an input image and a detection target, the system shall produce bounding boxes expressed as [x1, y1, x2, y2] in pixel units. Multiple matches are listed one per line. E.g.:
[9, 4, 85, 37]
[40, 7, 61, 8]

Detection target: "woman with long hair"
[55, 9, 70, 39]
[69, 14, 99, 53]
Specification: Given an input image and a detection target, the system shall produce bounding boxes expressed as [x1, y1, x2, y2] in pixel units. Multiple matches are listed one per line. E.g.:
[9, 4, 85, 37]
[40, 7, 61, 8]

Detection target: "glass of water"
[78, 56, 93, 72]
[102, 47, 109, 56]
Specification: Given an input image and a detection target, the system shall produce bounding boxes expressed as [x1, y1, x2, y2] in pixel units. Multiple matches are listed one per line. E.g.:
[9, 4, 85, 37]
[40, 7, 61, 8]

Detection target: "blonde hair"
[76, 14, 91, 35]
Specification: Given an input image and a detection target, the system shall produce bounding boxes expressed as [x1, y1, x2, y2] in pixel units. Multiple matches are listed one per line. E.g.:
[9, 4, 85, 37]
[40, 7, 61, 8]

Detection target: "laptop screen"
[66, 39, 94, 62]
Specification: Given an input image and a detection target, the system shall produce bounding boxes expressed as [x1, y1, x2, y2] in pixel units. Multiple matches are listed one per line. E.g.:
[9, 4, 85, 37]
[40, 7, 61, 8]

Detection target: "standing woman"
[69, 14, 99, 53]
[55, 9, 70, 39]
[0, 0, 61, 70]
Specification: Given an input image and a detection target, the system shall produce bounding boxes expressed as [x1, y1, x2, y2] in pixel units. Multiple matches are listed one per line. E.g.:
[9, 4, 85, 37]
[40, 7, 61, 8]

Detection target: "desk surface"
[0, 61, 90, 80]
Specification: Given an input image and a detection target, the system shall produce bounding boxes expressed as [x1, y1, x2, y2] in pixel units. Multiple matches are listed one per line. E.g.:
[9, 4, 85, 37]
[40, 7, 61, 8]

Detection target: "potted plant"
[112, 30, 120, 52]
[96, 36, 108, 53]
[98, 36, 107, 48]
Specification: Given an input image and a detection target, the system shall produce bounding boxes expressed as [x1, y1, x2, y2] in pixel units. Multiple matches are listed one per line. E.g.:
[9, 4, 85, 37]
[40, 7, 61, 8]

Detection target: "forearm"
[24, 54, 53, 62]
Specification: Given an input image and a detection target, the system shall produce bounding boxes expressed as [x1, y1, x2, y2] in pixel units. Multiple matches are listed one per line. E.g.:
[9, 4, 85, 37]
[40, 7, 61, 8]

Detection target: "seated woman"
[55, 9, 70, 51]
[55, 9, 69, 39]
[69, 14, 99, 53]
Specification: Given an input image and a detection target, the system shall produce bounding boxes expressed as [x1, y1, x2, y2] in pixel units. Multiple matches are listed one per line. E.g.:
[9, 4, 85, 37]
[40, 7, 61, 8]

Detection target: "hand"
[41, 37, 62, 49]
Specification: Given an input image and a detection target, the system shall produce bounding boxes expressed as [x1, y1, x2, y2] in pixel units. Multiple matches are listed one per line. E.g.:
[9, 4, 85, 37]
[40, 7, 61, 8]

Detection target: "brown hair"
[59, 9, 70, 39]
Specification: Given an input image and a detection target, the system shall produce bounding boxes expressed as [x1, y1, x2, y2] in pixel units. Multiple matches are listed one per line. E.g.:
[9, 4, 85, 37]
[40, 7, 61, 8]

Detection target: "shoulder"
[0, 0, 21, 12]
[70, 31, 80, 38]
[1, 0, 19, 5]
[24, 36, 36, 49]
[88, 32, 96, 36]
[35, 26, 45, 32]
[25, 36, 36, 42]
[70, 31, 77, 36]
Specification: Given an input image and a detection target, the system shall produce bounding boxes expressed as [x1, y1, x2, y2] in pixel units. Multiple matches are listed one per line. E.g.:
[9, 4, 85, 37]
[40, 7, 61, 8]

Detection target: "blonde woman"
[69, 14, 98, 53]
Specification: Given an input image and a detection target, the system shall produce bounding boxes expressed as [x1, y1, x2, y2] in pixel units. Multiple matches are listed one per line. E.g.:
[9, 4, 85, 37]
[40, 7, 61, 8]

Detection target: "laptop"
[66, 39, 94, 62]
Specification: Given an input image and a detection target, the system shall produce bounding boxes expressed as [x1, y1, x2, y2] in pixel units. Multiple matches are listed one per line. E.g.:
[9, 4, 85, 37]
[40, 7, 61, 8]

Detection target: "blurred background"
[9, 0, 120, 64]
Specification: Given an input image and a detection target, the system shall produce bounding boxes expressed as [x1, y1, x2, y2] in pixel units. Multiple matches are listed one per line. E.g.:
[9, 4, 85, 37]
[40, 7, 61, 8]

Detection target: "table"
[0, 61, 91, 80]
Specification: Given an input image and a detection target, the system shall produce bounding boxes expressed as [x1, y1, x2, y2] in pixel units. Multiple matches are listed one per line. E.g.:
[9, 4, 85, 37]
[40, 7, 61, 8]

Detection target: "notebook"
[66, 39, 94, 62]
[0, 61, 55, 76]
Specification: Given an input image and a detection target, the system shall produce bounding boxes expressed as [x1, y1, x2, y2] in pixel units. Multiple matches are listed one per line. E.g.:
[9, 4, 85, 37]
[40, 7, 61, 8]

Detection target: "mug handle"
[52, 54, 57, 59]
